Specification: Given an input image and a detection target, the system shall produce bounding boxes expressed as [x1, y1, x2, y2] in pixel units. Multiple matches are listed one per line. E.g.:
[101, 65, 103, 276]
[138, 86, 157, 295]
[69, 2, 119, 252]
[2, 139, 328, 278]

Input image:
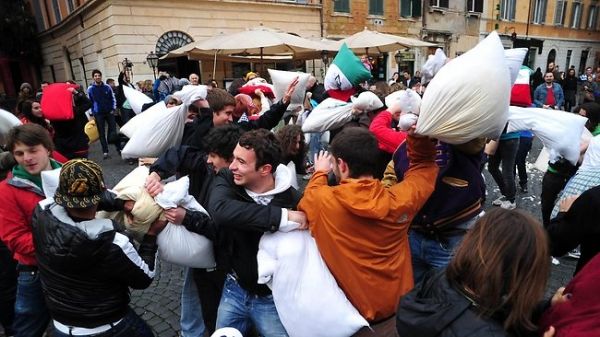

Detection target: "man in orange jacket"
[298, 126, 438, 336]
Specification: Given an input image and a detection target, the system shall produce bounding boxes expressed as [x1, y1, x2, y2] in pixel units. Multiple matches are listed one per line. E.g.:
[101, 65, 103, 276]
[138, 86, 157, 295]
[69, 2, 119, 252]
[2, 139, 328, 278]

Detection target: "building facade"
[27, 0, 322, 87]
[482, 0, 600, 73]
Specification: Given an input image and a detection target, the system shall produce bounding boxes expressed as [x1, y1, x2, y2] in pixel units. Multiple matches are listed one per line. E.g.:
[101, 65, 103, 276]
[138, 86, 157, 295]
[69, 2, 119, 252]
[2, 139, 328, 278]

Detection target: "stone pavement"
[0, 138, 579, 337]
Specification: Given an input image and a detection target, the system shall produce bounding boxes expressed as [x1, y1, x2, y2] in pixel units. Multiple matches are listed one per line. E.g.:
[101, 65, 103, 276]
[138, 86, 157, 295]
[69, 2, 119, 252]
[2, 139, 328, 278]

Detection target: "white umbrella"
[339, 27, 435, 54]
[161, 26, 330, 76]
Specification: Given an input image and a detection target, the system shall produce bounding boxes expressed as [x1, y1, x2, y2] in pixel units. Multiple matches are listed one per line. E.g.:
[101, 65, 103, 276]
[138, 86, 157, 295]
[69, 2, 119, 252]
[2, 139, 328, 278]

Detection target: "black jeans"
[0, 242, 17, 336]
[488, 138, 520, 202]
[193, 268, 226, 334]
[541, 170, 571, 226]
[94, 112, 120, 154]
[514, 136, 533, 188]
[564, 90, 577, 112]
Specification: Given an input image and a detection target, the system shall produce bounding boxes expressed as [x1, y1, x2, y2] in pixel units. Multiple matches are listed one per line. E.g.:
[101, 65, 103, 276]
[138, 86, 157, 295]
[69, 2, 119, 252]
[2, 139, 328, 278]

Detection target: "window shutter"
[412, 0, 422, 16]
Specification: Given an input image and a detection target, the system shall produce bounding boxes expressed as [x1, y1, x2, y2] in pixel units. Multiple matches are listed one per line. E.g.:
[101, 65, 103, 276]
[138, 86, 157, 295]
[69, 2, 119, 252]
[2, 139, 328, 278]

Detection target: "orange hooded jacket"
[298, 135, 438, 322]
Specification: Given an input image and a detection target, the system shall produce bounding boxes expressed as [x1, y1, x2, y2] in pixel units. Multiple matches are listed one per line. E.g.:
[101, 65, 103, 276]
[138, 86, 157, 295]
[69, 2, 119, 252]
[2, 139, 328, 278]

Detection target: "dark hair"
[227, 78, 246, 96]
[91, 69, 102, 77]
[7, 123, 54, 153]
[329, 127, 380, 178]
[21, 100, 49, 128]
[276, 124, 305, 162]
[446, 208, 549, 332]
[203, 125, 244, 161]
[581, 102, 600, 132]
[206, 88, 235, 113]
[238, 129, 281, 171]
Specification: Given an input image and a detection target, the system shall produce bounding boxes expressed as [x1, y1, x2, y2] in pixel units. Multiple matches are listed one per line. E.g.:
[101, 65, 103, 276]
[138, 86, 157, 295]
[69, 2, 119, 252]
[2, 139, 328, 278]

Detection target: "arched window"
[547, 49, 556, 70]
[155, 31, 194, 57]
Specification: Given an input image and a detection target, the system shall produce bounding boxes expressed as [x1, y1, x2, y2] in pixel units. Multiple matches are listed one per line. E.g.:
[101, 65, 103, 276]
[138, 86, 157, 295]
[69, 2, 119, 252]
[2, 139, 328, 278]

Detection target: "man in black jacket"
[209, 129, 306, 336]
[145, 125, 243, 336]
[31, 159, 167, 337]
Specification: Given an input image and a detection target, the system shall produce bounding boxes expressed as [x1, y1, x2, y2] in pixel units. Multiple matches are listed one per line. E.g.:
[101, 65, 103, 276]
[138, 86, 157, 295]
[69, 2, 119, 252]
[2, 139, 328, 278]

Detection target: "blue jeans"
[409, 230, 466, 285]
[180, 267, 205, 337]
[216, 274, 288, 337]
[52, 308, 153, 337]
[308, 133, 324, 164]
[13, 270, 49, 337]
[94, 112, 119, 154]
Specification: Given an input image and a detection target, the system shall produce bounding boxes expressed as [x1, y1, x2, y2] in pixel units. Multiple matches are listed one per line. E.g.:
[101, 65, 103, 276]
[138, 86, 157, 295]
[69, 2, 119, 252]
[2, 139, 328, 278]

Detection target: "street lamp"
[146, 51, 159, 80]
[394, 51, 402, 71]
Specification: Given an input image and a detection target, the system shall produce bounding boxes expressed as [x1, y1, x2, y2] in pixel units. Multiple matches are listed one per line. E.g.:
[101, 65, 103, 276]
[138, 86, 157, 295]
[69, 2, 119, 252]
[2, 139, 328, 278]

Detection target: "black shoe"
[103, 153, 110, 160]
[520, 185, 528, 193]
[127, 159, 136, 165]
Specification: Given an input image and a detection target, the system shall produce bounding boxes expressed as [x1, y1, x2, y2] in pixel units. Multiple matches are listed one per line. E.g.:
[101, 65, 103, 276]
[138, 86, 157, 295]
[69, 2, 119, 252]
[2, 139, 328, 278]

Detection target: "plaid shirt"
[552, 169, 600, 218]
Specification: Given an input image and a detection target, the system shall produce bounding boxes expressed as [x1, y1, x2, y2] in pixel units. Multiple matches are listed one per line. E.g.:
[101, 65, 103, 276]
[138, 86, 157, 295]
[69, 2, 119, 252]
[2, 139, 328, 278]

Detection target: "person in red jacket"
[0, 124, 61, 336]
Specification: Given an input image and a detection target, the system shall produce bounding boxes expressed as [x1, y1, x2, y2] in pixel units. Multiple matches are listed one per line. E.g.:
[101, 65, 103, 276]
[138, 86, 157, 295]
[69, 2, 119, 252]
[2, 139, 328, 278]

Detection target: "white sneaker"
[568, 248, 581, 259]
[492, 196, 506, 206]
[551, 257, 561, 265]
[500, 200, 516, 210]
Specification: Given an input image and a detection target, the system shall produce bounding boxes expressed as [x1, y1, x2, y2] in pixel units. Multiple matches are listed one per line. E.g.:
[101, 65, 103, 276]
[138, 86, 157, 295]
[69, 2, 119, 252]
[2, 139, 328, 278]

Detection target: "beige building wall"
[480, 0, 600, 72]
[37, 0, 322, 86]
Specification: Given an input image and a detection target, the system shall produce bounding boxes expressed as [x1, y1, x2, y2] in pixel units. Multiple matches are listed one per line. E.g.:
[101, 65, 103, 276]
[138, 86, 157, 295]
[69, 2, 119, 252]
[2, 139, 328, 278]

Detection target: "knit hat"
[20, 82, 33, 92]
[54, 159, 105, 208]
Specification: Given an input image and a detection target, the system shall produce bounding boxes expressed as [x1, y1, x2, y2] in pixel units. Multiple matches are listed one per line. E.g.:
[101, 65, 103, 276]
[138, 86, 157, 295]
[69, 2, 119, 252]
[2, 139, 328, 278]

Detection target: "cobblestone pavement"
[0, 138, 579, 337]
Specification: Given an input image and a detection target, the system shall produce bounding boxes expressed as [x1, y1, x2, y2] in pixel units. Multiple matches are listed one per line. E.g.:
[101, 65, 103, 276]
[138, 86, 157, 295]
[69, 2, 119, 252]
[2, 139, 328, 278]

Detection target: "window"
[566, 50, 572, 70]
[501, 0, 516, 20]
[467, 0, 484, 12]
[430, 0, 449, 8]
[400, 0, 422, 16]
[334, 0, 350, 13]
[533, 0, 547, 23]
[571, 2, 583, 28]
[588, 6, 598, 29]
[51, 0, 62, 24]
[369, 0, 384, 15]
[67, 0, 74, 12]
[31, 0, 46, 31]
[554, 0, 567, 25]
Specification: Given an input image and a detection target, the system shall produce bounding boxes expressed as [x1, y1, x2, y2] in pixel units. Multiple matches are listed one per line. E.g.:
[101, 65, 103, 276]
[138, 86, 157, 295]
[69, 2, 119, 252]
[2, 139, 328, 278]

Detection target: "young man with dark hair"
[145, 125, 245, 336]
[209, 129, 307, 336]
[31, 159, 167, 337]
[0, 124, 61, 337]
[298, 127, 438, 336]
[87, 69, 118, 159]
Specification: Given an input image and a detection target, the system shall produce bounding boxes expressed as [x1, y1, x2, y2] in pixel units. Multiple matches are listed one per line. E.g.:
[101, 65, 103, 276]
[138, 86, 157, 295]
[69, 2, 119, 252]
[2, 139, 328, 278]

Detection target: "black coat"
[208, 169, 301, 296]
[396, 272, 510, 337]
[548, 185, 600, 274]
[31, 197, 158, 328]
[51, 91, 92, 159]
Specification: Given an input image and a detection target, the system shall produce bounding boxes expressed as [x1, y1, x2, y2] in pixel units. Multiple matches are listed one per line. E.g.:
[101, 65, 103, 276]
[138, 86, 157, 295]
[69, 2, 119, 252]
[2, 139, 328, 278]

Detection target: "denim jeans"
[409, 229, 467, 285]
[487, 138, 520, 202]
[216, 274, 288, 337]
[52, 308, 153, 337]
[180, 267, 205, 337]
[94, 112, 119, 154]
[13, 270, 49, 337]
[308, 133, 324, 164]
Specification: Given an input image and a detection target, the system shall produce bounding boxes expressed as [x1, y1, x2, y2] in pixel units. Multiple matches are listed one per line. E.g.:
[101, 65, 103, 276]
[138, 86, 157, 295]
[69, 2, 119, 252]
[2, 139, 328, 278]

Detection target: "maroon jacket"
[540, 252, 600, 337]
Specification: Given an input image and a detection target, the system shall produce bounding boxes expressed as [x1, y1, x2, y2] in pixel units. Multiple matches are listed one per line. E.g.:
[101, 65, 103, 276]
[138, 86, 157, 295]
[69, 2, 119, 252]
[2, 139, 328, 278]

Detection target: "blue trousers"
[94, 112, 119, 154]
[216, 274, 287, 337]
[13, 270, 49, 337]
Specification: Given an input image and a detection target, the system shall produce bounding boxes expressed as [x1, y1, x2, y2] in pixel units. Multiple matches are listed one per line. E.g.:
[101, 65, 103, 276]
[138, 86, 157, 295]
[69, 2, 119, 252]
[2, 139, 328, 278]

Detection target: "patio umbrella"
[339, 27, 435, 54]
[163, 26, 329, 77]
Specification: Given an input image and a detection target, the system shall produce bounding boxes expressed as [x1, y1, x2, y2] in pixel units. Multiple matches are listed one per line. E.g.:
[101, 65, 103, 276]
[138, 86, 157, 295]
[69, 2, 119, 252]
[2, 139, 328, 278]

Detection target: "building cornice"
[37, 0, 104, 38]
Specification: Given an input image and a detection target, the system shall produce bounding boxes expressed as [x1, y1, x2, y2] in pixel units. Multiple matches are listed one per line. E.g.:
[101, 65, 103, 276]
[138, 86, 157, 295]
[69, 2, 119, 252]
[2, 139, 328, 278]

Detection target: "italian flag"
[510, 66, 532, 107]
[324, 43, 372, 93]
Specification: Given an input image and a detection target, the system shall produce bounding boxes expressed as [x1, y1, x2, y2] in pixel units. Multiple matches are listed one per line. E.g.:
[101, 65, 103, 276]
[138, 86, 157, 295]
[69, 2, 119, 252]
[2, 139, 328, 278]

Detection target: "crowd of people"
[0, 51, 600, 337]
